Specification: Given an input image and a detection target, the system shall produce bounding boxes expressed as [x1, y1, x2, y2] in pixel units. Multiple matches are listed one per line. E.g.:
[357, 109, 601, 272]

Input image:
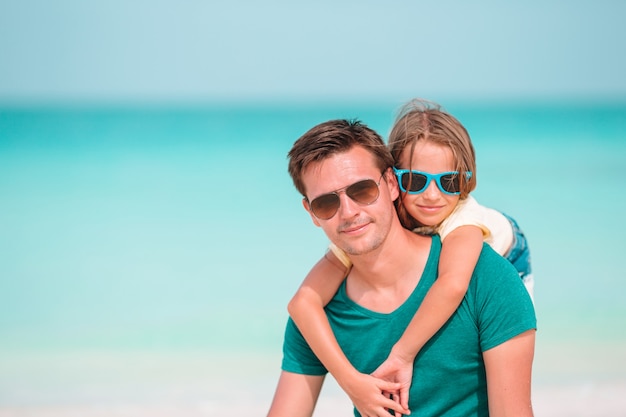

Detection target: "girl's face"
[397, 140, 460, 227]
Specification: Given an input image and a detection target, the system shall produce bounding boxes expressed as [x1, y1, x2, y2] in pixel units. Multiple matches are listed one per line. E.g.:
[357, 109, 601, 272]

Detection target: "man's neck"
[345, 227, 431, 313]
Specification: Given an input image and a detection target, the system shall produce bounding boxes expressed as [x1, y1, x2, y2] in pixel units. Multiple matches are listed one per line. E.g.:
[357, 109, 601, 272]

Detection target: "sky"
[1, 0, 625, 104]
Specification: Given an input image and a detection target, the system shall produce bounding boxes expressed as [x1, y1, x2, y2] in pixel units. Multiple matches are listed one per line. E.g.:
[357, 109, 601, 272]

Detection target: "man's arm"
[483, 330, 535, 417]
[267, 371, 325, 417]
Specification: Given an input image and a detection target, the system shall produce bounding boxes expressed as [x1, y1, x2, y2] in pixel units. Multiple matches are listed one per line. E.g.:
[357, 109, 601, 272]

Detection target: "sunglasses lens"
[309, 178, 382, 220]
[440, 173, 461, 194]
[346, 179, 380, 205]
[310, 193, 340, 220]
[401, 172, 427, 193]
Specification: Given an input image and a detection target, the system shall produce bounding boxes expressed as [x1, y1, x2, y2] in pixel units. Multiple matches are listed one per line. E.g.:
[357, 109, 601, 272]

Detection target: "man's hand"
[371, 353, 414, 413]
[339, 371, 410, 416]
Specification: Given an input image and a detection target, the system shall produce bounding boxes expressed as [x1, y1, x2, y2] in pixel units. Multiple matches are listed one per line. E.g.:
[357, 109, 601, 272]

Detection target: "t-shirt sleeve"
[281, 318, 328, 376]
[470, 244, 537, 352]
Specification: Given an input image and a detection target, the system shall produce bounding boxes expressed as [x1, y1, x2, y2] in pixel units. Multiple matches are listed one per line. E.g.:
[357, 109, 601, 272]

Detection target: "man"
[268, 119, 536, 416]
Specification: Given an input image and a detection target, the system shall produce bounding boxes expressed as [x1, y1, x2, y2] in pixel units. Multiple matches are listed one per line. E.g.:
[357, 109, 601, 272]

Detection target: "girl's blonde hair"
[388, 99, 477, 230]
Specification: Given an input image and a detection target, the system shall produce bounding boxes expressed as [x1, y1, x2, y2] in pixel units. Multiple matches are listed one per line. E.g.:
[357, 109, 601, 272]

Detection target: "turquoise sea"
[1, 101, 626, 416]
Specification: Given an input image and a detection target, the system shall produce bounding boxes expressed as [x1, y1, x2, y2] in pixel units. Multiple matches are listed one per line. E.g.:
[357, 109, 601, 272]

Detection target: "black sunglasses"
[307, 173, 385, 220]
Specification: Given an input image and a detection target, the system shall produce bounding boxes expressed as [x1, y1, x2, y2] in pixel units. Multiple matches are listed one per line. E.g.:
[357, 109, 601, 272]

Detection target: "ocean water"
[1, 102, 625, 416]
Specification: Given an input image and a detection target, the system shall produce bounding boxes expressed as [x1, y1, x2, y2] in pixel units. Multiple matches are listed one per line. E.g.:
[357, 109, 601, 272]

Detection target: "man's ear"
[302, 198, 321, 227]
[385, 167, 400, 202]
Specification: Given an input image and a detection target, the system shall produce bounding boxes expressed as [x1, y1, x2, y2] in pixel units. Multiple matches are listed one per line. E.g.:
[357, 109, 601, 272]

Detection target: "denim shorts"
[501, 213, 532, 280]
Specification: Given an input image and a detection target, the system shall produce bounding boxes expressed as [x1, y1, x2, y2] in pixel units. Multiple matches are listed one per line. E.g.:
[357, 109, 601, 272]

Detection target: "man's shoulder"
[470, 242, 532, 309]
[477, 241, 508, 262]
[474, 242, 518, 279]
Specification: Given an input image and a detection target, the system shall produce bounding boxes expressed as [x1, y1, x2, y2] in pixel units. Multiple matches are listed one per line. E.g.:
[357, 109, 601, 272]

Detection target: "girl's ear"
[302, 198, 321, 227]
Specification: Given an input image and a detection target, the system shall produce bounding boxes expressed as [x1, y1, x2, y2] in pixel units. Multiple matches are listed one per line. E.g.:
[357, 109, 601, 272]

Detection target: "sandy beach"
[1, 377, 625, 416]
[0, 382, 626, 417]
[1, 340, 625, 417]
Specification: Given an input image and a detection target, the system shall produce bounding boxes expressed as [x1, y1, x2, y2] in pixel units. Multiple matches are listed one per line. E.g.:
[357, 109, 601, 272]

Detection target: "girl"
[288, 99, 533, 416]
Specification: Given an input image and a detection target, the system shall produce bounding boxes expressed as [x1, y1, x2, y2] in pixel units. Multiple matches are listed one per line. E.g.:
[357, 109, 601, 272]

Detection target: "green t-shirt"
[281, 235, 537, 416]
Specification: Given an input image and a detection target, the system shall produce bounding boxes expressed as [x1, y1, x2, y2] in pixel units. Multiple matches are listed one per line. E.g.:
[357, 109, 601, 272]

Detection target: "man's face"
[301, 146, 399, 257]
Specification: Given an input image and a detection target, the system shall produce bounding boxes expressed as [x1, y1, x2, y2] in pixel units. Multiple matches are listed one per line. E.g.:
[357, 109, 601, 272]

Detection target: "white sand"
[1, 380, 626, 416]
[1, 342, 625, 416]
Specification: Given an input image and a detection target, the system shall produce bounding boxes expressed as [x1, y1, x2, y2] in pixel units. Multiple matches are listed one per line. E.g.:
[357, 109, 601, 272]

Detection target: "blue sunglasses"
[393, 167, 472, 195]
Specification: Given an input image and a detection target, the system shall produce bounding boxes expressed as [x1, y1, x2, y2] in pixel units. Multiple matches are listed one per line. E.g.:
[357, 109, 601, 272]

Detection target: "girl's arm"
[287, 249, 349, 376]
[372, 224, 484, 409]
[288, 250, 408, 416]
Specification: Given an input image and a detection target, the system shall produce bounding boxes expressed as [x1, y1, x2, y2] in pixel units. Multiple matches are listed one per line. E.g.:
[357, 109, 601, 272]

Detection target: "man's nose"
[336, 193, 360, 219]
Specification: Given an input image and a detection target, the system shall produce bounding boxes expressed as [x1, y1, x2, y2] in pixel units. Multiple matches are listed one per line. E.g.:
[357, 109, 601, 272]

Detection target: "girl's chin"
[413, 216, 444, 227]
